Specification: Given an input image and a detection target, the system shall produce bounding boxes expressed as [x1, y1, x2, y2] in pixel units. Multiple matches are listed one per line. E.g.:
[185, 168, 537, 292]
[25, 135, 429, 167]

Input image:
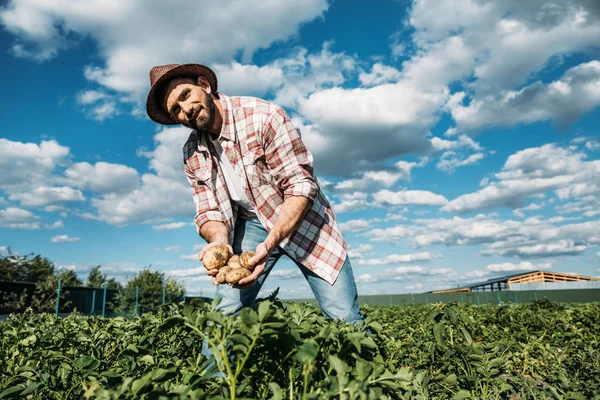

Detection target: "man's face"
[162, 77, 216, 131]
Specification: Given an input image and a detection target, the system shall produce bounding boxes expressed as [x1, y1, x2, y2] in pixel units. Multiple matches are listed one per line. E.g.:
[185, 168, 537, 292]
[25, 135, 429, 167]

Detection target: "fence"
[294, 288, 600, 306]
[0, 280, 188, 317]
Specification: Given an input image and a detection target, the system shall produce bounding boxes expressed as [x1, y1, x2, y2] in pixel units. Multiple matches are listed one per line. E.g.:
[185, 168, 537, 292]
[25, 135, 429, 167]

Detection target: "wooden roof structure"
[432, 270, 599, 293]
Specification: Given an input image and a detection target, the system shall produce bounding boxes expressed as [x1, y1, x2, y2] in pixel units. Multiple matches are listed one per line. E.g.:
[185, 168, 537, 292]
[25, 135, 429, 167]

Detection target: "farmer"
[146, 63, 362, 324]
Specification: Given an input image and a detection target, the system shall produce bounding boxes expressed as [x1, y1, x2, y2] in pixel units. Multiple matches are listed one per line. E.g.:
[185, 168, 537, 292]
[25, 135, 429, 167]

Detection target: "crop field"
[0, 298, 598, 399]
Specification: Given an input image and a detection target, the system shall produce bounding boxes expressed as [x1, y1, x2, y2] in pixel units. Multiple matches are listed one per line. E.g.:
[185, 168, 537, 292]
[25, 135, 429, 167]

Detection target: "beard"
[188, 93, 216, 132]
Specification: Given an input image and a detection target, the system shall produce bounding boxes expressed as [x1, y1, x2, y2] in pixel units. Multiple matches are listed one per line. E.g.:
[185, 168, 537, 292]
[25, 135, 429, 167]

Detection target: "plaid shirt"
[183, 95, 347, 285]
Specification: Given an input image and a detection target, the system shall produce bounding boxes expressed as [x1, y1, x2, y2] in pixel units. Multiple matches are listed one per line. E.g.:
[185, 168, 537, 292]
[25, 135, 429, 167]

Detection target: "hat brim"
[146, 64, 218, 125]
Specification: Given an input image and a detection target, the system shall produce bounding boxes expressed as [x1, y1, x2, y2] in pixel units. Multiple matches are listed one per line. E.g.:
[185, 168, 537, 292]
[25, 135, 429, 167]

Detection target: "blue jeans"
[214, 217, 363, 324]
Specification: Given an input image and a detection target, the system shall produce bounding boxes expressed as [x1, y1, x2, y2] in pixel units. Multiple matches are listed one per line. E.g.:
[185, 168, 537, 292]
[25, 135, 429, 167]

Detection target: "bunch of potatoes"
[202, 244, 256, 284]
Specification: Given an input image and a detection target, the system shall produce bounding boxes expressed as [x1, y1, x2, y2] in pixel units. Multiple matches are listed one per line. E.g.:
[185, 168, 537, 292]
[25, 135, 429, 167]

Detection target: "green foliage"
[57, 269, 83, 287]
[115, 268, 184, 314]
[1, 300, 598, 399]
[0, 249, 55, 282]
[86, 266, 122, 290]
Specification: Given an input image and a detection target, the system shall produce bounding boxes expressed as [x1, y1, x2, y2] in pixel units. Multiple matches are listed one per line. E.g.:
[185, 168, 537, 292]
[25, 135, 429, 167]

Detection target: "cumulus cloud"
[448, 61, 600, 133]
[443, 144, 599, 214]
[87, 126, 196, 225]
[153, 222, 188, 232]
[8, 186, 85, 207]
[373, 189, 448, 207]
[347, 244, 374, 259]
[65, 162, 139, 195]
[358, 252, 441, 265]
[0, 139, 70, 189]
[0, 207, 62, 229]
[50, 235, 80, 243]
[486, 261, 551, 272]
[359, 63, 402, 87]
[164, 246, 180, 253]
[0, 0, 329, 101]
[331, 192, 369, 214]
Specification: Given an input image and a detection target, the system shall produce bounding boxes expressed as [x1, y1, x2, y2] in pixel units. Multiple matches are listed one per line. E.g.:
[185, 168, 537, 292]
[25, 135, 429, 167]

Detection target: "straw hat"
[146, 63, 218, 125]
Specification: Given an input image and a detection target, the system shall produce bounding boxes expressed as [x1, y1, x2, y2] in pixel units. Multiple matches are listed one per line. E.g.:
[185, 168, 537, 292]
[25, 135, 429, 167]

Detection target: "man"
[146, 63, 362, 323]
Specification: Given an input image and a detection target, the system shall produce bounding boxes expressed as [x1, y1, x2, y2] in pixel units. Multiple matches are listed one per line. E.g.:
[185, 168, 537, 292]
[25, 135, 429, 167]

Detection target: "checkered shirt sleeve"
[264, 107, 318, 202]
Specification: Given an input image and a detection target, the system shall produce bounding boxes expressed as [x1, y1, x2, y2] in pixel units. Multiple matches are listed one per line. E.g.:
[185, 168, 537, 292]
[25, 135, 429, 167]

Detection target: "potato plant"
[0, 299, 598, 399]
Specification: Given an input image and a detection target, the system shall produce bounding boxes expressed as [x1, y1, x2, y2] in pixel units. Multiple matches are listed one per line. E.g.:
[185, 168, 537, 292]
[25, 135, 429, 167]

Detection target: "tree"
[57, 269, 83, 287]
[115, 268, 184, 314]
[0, 249, 55, 282]
[86, 266, 122, 290]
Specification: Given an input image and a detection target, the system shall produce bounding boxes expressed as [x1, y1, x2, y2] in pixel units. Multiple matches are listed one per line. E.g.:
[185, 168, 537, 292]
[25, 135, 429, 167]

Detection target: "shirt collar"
[217, 94, 236, 143]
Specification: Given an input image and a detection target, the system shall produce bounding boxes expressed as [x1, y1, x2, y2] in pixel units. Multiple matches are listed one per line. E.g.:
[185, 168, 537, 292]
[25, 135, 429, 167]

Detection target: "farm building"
[432, 270, 600, 293]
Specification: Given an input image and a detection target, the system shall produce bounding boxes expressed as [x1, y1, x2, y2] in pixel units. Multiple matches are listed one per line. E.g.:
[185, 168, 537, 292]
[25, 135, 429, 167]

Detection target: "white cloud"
[269, 269, 303, 280]
[0, 0, 329, 103]
[50, 235, 80, 243]
[373, 189, 448, 207]
[0, 207, 62, 229]
[358, 252, 441, 266]
[365, 213, 600, 261]
[87, 126, 196, 225]
[9, 186, 85, 207]
[298, 81, 444, 175]
[347, 244, 373, 259]
[448, 61, 600, 132]
[164, 246, 180, 253]
[444, 144, 599, 214]
[411, 0, 600, 91]
[359, 63, 402, 86]
[338, 219, 371, 233]
[331, 192, 369, 214]
[486, 261, 551, 272]
[65, 162, 139, 195]
[512, 203, 543, 218]
[437, 152, 485, 173]
[0, 139, 70, 189]
[180, 254, 199, 261]
[153, 222, 188, 232]
[585, 140, 600, 151]
[405, 283, 424, 291]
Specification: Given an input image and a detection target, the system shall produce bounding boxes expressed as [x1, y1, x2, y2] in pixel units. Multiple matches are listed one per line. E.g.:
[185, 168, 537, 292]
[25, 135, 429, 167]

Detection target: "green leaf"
[328, 355, 347, 376]
[74, 355, 96, 369]
[459, 326, 473, 345]
[268, 382, 283, 400]
[0, 386, 25, 399]
[360, 336, 377, 349]
[434, 322, 444, 346]
[158, 316, 185, 332]
[257, 301, 272, 321]
[131, 376, 152, 396]
[126, 344, 139, 353]
[239, 309, 257, 326]
[295, 342, 318, 364]
[151, 368, 177, 383]
[20, 382, 42, 396]
[19, 335, 37, 346]
[355, 359, 373, 381]
[139, 355, 155, 365]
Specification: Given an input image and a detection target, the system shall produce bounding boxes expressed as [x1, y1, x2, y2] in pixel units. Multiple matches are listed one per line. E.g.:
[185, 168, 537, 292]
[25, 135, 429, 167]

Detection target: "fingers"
[236, 263, 265, 287]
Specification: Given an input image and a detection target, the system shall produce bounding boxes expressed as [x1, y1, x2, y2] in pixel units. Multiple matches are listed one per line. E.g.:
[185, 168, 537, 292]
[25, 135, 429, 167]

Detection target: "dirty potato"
[227, 255, 242, 269]
[202, 244, 230, 270]
[226, 268, 251, 284]
[239, 251, 256, 270]
[216, 266, 232, 284]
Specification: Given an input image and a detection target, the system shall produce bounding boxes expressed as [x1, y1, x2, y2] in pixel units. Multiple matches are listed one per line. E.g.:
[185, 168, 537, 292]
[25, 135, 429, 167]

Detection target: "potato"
[226, 268, 251, 284]
[239, 251, 256, 270]
[216, 266, 232, 284]
[202, 244, 230, 270]
[227, 255, 242, 269]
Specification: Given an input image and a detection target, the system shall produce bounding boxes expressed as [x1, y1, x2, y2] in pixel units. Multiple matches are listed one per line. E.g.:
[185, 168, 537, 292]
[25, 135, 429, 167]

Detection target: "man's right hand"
[198, 241, 233, 285]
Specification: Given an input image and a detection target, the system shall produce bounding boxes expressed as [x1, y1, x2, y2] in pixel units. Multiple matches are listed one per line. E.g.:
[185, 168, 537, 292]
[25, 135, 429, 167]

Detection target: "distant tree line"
[0, 248, 185, 314]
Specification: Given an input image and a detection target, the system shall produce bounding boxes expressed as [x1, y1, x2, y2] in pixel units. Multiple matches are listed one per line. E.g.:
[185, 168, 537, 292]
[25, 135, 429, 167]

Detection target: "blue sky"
[1, 0, 599, 299]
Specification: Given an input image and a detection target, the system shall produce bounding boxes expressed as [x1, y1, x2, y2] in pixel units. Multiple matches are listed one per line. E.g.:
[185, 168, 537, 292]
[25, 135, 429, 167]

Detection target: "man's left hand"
[234, 242, 273, 288]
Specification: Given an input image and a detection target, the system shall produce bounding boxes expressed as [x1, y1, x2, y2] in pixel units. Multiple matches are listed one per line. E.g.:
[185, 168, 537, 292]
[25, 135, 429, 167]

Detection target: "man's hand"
[235, 242, 274, 288]
[198, 241, 233, 285]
